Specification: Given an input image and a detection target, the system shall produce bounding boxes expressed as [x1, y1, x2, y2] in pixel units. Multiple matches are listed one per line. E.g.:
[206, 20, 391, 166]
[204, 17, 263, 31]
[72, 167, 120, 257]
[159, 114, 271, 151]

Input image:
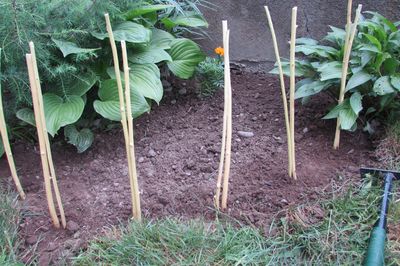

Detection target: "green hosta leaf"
[359, 44, 382, 54]
[296, 45, 339, 58]
[64, 125, 94, 153]
[52, 39, 99, 57]
[323, 100, 357, 130]
[129, 48, 172, 64]
[324, 26, 346, 46]
[167, 38, 205, 79]
[131, 64, 163, 103]
[43, 94, 85, 136]
[339, 108, 358, 130]
[94, 79, 150, 121]
[359, 21, 387, 43]
[361, 33, 382, 52]
[123, 4, 173, 20]
[150, 29, 175, 49]
[269, 60, 314, 77]
[364, 12, 397, 32]
[295, 80, 333, 99]
[345, 70, 373, 92]
[16, 108, 35, 126]
[53, 71, 98, 97]
[107, 63, 163, 103]
[373, 76, 396, 95]
[391, 74, 400, 91]
[296, 38, 318, 45]
[388, 31, 400, 49]
[383, 58, 399, 75]
[350, 91, 363, 114]
[92, 22, 151, 43]
[162, 13, 208, 30]
[317, 61, 342, 81]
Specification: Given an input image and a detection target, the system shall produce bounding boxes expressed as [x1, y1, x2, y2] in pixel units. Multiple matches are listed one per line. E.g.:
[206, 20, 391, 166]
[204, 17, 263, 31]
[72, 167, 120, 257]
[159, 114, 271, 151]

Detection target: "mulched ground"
[0, 71, 374, 265]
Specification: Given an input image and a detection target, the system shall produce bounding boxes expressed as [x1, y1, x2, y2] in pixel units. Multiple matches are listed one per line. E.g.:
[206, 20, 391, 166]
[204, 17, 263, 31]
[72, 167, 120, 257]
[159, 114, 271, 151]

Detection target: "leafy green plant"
[196, 56, 224, 97]
[1, 0, 208, 152]
[271, 12, 400, 132]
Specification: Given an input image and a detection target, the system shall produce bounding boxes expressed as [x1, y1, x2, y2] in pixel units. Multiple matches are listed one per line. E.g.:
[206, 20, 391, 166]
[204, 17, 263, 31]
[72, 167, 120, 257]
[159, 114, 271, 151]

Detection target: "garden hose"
[361, 168, 400, 266]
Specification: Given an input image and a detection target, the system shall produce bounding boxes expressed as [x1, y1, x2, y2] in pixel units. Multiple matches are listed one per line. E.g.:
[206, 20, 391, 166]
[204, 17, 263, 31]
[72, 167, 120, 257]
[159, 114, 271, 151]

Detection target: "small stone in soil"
[178, 88, 187, 95]
[171, 99, 177, 104]
[148, 149, 157, 157]
[237, 131, 254, 138]
[138, 157, 145, 163]
[67, 220, 79, 232]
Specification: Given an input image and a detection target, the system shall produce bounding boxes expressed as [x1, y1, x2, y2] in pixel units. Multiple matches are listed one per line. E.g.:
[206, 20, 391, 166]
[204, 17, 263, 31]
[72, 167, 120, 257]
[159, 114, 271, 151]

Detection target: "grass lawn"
[74, 178, 400, 265]
[0, 187, 22, 265]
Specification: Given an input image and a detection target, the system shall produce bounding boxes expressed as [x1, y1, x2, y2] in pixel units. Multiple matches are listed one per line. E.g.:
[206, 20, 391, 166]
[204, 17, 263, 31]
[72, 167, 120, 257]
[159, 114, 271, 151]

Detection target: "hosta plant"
[1, 0, 208, 153]
[271, 12, 400, 132]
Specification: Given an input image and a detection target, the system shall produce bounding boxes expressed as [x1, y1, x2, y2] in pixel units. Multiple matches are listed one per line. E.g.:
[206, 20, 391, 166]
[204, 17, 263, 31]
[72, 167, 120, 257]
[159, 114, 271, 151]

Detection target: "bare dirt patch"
[0, 71, 374, 264]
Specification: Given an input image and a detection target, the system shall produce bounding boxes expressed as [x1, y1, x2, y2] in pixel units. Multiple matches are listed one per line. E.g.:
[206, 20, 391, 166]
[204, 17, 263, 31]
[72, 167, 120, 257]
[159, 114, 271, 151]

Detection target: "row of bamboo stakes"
[262, 0, 362, 182]
[265, 6, 298, 179]
[1, 2, 361, 226]
[26, 43, 66, 228]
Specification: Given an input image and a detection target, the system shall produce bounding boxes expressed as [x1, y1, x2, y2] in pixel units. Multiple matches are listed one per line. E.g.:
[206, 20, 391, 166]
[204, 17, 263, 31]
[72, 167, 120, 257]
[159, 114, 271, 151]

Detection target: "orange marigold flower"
[214, 46, 224, 56]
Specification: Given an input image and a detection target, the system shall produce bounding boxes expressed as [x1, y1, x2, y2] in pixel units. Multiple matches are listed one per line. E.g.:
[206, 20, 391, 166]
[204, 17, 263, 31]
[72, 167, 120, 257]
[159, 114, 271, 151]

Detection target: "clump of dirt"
[0, 72, 374, 264]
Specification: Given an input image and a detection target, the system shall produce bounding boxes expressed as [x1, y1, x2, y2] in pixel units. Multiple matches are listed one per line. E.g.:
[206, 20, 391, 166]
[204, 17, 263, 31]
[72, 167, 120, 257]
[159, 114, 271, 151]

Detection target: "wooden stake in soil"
[121, 40, 142, 221]
[0, 49, 25, 199]
[105, 14, 141, 220]
[333, 4, 362, 150]
[29, 42, 66, 228]
[214, 21, 232, 209]
[289, 7, 298, 180]
[265, 6, 293, 178]
[26, 54, 60, 228]
[221, 20, 233, 210]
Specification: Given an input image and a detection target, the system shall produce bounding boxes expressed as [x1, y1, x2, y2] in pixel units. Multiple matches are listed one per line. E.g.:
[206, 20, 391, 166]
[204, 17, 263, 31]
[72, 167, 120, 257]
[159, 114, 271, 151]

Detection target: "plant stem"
[289, 7, 298, 180]
[333, 4, 362, 150]
[26, 54, 60, 229]
[221, 21, 232, 210]
[121, 40, 141, 221]
[265, 6, 293, 178]
[29, 42, 66, 228]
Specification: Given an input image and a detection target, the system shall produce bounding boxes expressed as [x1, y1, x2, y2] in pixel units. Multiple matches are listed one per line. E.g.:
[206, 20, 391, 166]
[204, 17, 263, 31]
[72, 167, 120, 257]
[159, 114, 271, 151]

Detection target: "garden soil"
[0, 72, 374, 265]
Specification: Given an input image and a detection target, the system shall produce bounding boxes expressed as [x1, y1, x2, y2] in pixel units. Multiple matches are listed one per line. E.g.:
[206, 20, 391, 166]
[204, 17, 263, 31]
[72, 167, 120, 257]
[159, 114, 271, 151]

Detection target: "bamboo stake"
[289, 7, 298, 180]
[333, 0, 353, 150]
[121, 40, 142, 221]
[29, 42, 66, 228]
[215, 23, 230, 210]
[26, 54, 60, 228]
[105, 14, 139, 219]
[221, 21, 232, 210]
[346, 0, 353, 30]
[265, 6, 293, 178]
[333, 4, 362, 150]
[0, 49, 25, 199]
